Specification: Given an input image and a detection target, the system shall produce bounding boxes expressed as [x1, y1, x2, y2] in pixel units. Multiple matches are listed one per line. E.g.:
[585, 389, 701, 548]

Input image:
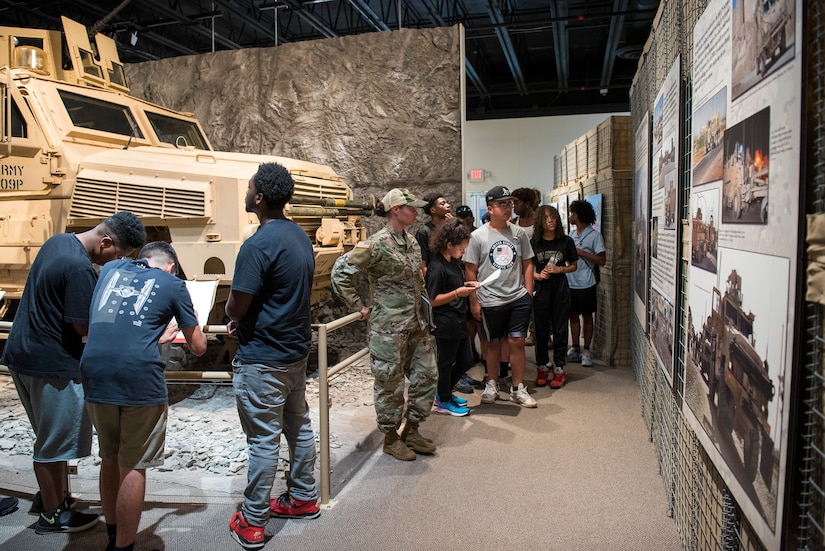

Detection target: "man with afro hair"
[227, 162, 320, 550]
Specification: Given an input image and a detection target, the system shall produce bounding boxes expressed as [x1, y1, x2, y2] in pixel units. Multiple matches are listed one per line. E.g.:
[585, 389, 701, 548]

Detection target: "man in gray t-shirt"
[465, 186, 537, 408]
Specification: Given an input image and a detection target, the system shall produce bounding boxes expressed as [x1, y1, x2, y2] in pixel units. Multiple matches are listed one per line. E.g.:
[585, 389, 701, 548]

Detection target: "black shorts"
[479, 293, 532, 342]
[570, 286, 597, 315]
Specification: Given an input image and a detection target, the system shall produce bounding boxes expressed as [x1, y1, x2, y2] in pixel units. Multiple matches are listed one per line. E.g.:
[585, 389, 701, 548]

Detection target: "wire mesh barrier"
[797, 2, 825, 549]
[628, 0, 820, 549]
[549, 116, 633, 367]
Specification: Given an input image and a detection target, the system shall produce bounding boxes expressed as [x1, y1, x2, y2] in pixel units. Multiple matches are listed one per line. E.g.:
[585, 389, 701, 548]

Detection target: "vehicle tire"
[733, 193, 742, 219]
[160, 342, 195, 371]
[744, 427, 759, 482]
[717, 382, 732, 430]
[760, 429, 774, 489]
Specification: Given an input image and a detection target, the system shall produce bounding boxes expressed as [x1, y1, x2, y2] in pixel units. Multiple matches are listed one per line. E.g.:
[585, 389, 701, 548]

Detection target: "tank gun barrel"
[291, 197, 375, 210]
[287, 206, 373, 217]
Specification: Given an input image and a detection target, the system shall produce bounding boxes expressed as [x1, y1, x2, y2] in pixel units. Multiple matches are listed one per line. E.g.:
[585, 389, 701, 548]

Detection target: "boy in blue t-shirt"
[81, 241, 206, 551]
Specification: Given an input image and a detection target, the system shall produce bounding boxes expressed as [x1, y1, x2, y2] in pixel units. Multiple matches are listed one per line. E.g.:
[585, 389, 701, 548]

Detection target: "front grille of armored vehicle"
[70, 178, 207, 218]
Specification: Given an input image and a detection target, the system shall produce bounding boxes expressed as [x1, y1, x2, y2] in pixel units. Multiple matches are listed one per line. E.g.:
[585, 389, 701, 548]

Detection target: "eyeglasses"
[491, 201, 513, 210]
[105, 233, 134, 259]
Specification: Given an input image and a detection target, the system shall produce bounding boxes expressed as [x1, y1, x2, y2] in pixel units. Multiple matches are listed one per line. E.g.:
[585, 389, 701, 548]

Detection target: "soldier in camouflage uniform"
[332, 188, 438, 461]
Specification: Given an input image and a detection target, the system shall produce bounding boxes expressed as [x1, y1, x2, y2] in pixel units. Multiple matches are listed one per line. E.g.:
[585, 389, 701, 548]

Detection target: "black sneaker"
[461, 373, 485, 389]
[453, 376, 474, 394]
[0, 496, 18, 517]
[35, 505, 98, 534]
[29, 491, 77, 516]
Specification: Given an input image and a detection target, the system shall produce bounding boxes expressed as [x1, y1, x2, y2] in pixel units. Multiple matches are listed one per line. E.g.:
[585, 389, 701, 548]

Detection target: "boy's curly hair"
[569, 199, 597, 225]
[512, 187, 540, 209]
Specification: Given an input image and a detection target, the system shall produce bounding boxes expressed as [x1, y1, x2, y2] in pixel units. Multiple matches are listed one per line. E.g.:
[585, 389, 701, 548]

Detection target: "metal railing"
[313, 311, 369, 506]
[0, 312, 370, 506]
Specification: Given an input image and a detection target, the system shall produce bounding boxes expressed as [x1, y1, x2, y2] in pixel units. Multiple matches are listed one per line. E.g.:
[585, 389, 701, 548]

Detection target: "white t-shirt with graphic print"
[465, 222, 534, 307]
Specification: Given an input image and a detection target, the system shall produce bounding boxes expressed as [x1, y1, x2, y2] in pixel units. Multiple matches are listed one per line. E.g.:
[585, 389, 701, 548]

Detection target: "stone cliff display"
[126, 25, 463, 230]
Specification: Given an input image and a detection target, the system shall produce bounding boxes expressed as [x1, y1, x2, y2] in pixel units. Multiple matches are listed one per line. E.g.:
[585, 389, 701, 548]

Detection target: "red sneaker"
[269, 492, 320, 519]
[229, 511, 265, 550]
[535, 367, 549, 387]
[549, 370, 567, 389]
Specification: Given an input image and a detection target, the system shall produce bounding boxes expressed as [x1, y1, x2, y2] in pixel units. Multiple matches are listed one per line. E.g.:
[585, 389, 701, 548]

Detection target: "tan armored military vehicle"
[0, 17, 371, 360]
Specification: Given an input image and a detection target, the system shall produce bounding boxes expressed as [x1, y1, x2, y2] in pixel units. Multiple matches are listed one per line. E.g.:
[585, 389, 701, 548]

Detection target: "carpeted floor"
[0, 358, 682, 550]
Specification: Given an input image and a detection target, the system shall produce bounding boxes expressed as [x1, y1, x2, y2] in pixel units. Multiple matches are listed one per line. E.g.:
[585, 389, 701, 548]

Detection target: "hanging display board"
[634, 113, 650, 328]
[650, 58, 680, 384]
[585, 193, 603, 235]
[682, 0, 800, 547]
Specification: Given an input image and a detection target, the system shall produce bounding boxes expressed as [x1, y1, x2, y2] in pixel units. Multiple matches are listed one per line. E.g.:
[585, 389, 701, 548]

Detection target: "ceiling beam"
[343, 0, 390, 32]
[600, 0, 627, 90]
[211, 0, 278, 41]
[486, 0, 526, 94]
[465, 58, 488, 96]
[279, 0, 338, 38]
[549, 0, 569, 92]
[416, 0, 488, 96]
[73, 0, 199, 56]
[139, 0, 243, 49]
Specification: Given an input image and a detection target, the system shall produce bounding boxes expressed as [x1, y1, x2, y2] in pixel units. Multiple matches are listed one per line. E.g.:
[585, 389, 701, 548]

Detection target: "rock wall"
[126, 27, 463, 350]
[125, 25, 463, 227]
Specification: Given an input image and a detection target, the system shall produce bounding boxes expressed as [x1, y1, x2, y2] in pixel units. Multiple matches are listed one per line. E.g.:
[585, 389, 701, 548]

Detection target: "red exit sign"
[468, 169, 485, 182]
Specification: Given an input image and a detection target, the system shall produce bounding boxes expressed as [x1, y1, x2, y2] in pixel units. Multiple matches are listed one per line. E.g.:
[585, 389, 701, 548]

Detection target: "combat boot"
[383, 431, 416, 461]
[400, 421, 436, 454]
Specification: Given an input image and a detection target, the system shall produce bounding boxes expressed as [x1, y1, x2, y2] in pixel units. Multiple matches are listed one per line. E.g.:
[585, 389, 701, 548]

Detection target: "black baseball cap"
[485, 186, 512, 203]
[456, 205, 473, 218]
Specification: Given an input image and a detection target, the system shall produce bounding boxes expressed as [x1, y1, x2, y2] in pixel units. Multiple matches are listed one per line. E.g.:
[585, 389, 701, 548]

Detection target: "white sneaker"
[581, 349, 593, 367]
[510, 383, 537, 408]
[481, 380, 499, 404]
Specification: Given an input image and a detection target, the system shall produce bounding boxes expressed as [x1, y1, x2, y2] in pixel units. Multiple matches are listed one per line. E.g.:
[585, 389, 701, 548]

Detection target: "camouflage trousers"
[368, 328, 437, 433]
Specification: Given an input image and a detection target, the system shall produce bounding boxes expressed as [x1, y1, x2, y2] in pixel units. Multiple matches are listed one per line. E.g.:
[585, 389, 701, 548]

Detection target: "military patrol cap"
[382, 188, 428, 209]
[485, 186, 512, 203]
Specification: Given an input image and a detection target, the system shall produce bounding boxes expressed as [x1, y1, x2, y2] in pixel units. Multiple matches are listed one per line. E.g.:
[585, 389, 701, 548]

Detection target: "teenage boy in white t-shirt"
[465, 186, 537, 408]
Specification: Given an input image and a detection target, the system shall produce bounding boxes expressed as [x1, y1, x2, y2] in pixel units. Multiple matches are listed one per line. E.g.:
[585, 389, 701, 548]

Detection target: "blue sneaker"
[451, 394, 468, 406]
[434, 396, 470, 417]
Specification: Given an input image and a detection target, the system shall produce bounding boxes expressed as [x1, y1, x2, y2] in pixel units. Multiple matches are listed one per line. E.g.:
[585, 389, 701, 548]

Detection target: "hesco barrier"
[628, 1, 824, 550]
[549, 116, 633, 367]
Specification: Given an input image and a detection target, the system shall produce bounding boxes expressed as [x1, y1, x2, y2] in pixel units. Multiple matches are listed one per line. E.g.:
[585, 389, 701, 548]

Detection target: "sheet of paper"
[172, 279, 219, 343]
[479, 269, 501, 286]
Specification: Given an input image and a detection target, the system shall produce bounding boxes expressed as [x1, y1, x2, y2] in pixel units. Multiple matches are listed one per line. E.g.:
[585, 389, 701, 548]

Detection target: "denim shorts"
[10, 371, 92, 461]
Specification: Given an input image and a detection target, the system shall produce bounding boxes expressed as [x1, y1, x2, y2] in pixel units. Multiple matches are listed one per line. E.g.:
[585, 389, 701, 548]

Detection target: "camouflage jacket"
[332, 225, 429, 334]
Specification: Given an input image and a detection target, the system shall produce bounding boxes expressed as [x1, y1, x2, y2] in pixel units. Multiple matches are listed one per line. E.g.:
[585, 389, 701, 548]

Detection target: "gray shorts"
[87, 403, 167, 469]
[10, 371, 93, 462]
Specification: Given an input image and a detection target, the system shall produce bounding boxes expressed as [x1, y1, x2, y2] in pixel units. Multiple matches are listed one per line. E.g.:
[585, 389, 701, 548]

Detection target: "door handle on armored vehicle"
[195, 153, 216, 164]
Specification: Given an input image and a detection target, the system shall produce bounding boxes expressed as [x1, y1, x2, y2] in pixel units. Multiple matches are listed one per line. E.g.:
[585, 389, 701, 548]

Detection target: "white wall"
[462, 113, 628, 205]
